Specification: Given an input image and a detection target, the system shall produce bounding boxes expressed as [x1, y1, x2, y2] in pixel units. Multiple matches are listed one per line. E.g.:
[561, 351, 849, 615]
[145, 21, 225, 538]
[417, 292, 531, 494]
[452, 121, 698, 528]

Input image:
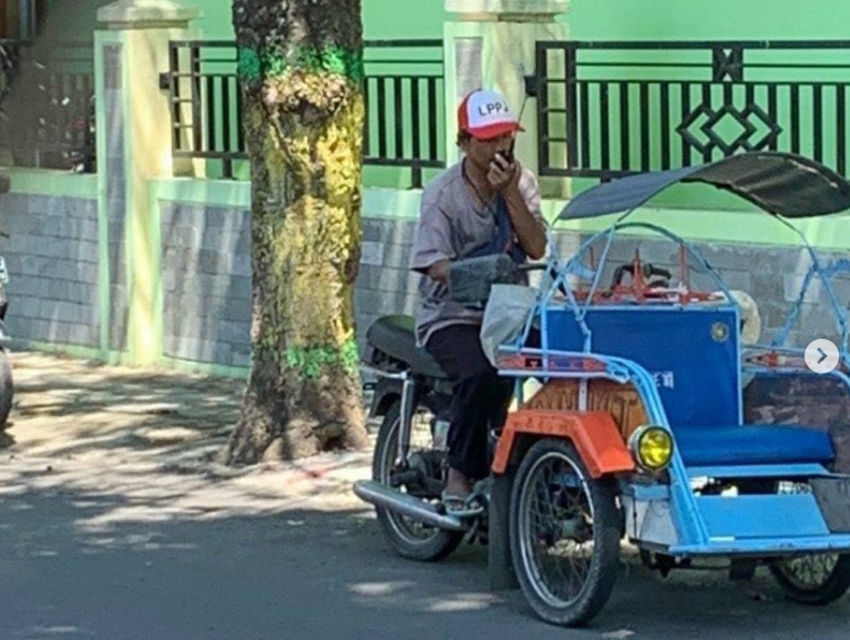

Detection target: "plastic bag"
[479, 284, 538, 367]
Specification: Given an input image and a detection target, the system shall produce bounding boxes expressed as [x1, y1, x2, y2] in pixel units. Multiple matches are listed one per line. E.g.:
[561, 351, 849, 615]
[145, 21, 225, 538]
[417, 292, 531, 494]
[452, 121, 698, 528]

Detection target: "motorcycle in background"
[0, 229, 13, 428]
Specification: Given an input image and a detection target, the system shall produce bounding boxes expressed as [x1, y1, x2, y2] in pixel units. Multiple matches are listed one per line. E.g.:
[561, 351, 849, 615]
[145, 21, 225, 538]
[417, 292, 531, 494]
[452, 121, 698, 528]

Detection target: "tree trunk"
[226, 0, 369, 464]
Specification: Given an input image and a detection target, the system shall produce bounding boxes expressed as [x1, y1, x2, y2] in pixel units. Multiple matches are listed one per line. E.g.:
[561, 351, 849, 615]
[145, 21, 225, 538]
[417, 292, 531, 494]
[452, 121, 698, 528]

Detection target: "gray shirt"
[410, 161, 545, 347]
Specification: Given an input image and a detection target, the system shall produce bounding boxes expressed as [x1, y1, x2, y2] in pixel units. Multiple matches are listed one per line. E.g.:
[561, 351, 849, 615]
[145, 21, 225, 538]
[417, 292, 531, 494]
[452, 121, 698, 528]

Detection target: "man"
[410, 88, 547, 511]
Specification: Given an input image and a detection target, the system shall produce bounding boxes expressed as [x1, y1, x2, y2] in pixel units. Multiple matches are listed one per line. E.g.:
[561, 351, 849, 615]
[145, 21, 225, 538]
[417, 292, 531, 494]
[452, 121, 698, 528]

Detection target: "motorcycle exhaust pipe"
[353, 480, 467, 532]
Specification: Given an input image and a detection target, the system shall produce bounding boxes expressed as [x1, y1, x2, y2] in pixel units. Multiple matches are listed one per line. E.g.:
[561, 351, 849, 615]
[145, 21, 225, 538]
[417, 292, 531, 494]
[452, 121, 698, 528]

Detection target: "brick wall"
[0, 193, 100, 346]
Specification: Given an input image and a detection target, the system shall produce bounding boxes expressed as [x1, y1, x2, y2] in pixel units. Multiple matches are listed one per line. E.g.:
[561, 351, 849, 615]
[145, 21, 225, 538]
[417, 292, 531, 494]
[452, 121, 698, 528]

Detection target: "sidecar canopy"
[560, 151, 850, 220]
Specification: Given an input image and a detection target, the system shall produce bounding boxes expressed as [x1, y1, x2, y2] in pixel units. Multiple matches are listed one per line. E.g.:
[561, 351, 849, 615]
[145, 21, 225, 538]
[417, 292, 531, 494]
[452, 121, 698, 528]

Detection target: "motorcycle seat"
[366, 315, 449, 380]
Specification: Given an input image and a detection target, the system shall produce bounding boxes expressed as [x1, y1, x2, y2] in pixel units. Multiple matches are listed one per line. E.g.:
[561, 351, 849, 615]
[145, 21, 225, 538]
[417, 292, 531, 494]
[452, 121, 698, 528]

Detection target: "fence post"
[444, 0, 570, 198]
[94, 0, 201, 365]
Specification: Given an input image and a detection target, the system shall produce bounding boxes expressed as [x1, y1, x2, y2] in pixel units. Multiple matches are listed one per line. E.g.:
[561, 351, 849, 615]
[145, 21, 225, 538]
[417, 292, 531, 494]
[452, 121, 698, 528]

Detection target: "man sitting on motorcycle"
[410, 88, 547, 512]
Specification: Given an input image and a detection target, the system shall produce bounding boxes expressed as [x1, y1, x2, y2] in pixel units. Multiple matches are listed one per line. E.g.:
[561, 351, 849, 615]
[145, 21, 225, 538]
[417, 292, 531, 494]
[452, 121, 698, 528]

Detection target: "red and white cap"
[457, 89, 524, 140]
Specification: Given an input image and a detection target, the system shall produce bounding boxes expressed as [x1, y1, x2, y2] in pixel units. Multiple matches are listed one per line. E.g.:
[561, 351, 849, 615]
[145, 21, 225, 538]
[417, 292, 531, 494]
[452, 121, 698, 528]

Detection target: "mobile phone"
[498, 145, 514, 164]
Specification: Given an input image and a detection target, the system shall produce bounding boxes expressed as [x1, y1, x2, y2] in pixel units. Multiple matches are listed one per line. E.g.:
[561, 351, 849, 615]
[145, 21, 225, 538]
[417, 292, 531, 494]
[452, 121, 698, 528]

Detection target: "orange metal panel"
[491, 409, 635, 478]
[523, 378, 649, 441]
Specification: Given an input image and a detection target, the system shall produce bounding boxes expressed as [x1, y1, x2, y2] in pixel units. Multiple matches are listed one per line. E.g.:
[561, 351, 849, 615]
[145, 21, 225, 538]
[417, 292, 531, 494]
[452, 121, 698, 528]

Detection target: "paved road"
[2, 352, 849, 639]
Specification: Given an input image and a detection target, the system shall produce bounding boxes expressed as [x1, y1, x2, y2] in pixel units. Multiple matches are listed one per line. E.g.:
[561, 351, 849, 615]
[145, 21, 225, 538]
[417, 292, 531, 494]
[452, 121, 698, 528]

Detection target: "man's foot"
[441, 467, 484, 517]
[440, 491, 483, 517]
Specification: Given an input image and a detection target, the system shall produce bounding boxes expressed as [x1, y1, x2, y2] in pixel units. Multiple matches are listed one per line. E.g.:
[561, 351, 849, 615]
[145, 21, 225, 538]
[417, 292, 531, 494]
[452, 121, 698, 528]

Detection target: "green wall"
[189, 0, 447, 40]
[41, 1, 850, 56]
[190, 0, 850, 42]
[567, 0, 850, 40]
[187, 0, 232, 39]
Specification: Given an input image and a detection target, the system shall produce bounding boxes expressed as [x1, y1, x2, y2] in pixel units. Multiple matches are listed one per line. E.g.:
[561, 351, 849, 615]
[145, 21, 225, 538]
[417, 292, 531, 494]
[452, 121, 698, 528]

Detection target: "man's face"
[462, 131, 516, 171]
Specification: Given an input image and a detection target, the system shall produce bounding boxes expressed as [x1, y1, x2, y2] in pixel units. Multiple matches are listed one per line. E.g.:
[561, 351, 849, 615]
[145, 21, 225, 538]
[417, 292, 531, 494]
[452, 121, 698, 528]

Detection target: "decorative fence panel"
[163, 40, 446, 186]
[535, 40, 850, 180]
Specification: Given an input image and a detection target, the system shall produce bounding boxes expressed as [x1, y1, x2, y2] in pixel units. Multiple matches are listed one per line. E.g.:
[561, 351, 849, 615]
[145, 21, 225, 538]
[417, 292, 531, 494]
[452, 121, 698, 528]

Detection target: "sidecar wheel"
[372, 401, 463, 562]
[767, 481, 850, 604]
[0, 348, 12, 429]
[770, 554, 850, 605]
[510, 438, 620, 627]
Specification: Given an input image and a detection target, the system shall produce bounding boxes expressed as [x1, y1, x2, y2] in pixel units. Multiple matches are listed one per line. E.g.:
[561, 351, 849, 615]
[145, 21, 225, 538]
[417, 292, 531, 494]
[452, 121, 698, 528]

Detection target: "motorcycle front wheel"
[372, 400, 463, 562]
[0, 347, 12, 429]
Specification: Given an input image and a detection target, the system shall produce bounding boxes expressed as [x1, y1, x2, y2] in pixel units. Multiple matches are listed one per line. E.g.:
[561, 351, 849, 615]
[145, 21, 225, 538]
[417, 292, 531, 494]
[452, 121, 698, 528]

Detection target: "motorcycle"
[355, 255, 539, 560]
[354, 151, 850, 627]
[0, 228, 13, 428]
[358, 313, 464, 559]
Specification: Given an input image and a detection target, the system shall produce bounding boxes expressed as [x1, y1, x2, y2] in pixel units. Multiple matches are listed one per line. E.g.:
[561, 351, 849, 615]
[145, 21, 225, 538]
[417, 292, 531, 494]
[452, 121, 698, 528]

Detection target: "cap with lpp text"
[457, 89, 524, 140]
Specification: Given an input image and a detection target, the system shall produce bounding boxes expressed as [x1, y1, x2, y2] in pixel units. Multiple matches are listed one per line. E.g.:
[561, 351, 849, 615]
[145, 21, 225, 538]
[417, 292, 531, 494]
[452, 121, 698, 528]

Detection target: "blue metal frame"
[774, 255, 850, 360]
[499, 216, 850, 557]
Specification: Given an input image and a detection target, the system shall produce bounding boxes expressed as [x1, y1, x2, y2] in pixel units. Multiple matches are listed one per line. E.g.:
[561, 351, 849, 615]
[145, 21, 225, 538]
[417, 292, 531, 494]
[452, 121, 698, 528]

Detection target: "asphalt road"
[5, 484, 850, 640]
[2, 352, 849, 639]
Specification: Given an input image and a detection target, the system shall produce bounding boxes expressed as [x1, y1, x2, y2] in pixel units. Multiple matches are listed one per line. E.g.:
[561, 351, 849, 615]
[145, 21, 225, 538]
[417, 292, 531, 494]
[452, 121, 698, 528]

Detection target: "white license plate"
[0, 257, 7, 284]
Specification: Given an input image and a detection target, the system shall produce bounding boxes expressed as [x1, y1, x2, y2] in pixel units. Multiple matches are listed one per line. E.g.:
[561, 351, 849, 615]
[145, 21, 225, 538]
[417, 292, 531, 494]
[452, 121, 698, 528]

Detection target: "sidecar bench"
[366, 315, 449, 379]
[542, 305, 839, 468]
[673, 423, 835, 467]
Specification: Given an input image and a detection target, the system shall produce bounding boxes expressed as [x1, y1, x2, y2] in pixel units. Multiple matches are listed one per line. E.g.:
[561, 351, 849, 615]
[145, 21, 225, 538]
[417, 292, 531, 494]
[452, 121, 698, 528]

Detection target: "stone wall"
[158, 204, 423, 368]
[159, 205, 850, 369]
[160, 202, 252, 368]
[4, 191, 846, 369]
[551, 233, 850, 348]
[0, 193, 101, 346]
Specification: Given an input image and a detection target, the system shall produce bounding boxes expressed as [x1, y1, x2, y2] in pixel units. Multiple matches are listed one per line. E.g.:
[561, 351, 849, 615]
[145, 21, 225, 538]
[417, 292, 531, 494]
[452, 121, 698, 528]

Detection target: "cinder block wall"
[0, 193, 101, 346]
[2, 191, 846, 370]
[157, 203, 850, 370]
[160, 202, 253, 368]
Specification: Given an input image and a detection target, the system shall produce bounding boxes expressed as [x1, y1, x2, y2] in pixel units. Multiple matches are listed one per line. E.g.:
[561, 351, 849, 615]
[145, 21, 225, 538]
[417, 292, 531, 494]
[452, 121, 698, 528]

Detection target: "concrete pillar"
[94, 0, 201, 364]
[444, 0, 569, 196]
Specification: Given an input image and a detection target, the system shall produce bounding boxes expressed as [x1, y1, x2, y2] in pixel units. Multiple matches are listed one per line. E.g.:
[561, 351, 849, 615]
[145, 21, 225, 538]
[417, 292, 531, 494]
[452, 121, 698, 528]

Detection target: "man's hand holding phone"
[488, 147, 519, 193]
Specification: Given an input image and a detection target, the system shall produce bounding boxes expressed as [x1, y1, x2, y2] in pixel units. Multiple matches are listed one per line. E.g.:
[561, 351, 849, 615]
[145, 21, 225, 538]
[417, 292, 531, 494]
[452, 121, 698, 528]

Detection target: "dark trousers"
[426, 324, 514, 480]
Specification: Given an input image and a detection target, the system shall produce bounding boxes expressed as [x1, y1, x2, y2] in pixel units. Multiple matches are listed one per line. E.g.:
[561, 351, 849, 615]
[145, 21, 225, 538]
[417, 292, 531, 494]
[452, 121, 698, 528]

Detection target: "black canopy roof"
[559, 152, 850, 220]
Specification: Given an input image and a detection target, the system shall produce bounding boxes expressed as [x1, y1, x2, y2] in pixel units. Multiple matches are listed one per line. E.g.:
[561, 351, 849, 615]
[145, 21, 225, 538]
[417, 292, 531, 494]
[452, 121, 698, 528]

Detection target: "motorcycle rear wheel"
[372, 400, 463, 562]
[0, 348, 12, 429]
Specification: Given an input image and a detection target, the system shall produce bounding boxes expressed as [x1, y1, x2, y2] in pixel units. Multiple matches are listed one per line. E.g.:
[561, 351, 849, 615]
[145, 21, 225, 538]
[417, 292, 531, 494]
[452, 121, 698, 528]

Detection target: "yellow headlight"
[630, 425, 674, 472]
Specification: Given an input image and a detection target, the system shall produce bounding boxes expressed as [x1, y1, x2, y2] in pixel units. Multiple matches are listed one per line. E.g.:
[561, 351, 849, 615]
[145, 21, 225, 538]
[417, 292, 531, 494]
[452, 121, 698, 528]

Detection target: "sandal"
[441, 490, 484, 518]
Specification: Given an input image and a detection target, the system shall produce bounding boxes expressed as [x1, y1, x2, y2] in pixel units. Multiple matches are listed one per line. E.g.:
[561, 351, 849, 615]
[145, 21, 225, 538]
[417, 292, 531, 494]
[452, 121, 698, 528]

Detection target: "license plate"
[812, 477, 850, 533]
[0, 257, 7, 284]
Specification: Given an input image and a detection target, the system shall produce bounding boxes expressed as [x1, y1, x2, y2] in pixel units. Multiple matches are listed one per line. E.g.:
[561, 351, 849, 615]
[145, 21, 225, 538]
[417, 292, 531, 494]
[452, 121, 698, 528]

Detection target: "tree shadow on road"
[3, 352, 850, 639]
[2, 351, 245, 462]
[2, 464, 850, 640]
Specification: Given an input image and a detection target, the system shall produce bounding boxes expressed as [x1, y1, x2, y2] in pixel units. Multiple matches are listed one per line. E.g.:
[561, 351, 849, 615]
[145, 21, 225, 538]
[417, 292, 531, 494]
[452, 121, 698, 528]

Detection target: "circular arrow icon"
[805, 338, 840, 374]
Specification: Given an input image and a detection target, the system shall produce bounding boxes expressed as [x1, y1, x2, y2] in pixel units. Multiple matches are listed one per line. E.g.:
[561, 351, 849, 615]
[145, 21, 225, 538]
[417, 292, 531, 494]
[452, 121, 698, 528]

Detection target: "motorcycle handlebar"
[516, 263, 547, 272]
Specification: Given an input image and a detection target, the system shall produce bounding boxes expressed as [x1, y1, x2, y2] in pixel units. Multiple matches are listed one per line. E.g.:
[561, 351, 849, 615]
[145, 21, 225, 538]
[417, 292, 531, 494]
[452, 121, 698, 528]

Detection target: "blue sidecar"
[491, 151, 850, 625]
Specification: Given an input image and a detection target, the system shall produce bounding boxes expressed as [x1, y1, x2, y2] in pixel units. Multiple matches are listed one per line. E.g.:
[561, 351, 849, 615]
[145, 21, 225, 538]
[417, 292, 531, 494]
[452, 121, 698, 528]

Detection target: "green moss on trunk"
[226, 0, 369, 464]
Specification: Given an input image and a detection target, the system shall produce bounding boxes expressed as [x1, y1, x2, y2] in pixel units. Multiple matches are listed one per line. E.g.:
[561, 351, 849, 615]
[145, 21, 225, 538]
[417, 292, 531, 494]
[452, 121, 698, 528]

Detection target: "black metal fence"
[535, 40, 850, 180]
[163, 39, 445, 186]
[0, 39, 95, 172]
